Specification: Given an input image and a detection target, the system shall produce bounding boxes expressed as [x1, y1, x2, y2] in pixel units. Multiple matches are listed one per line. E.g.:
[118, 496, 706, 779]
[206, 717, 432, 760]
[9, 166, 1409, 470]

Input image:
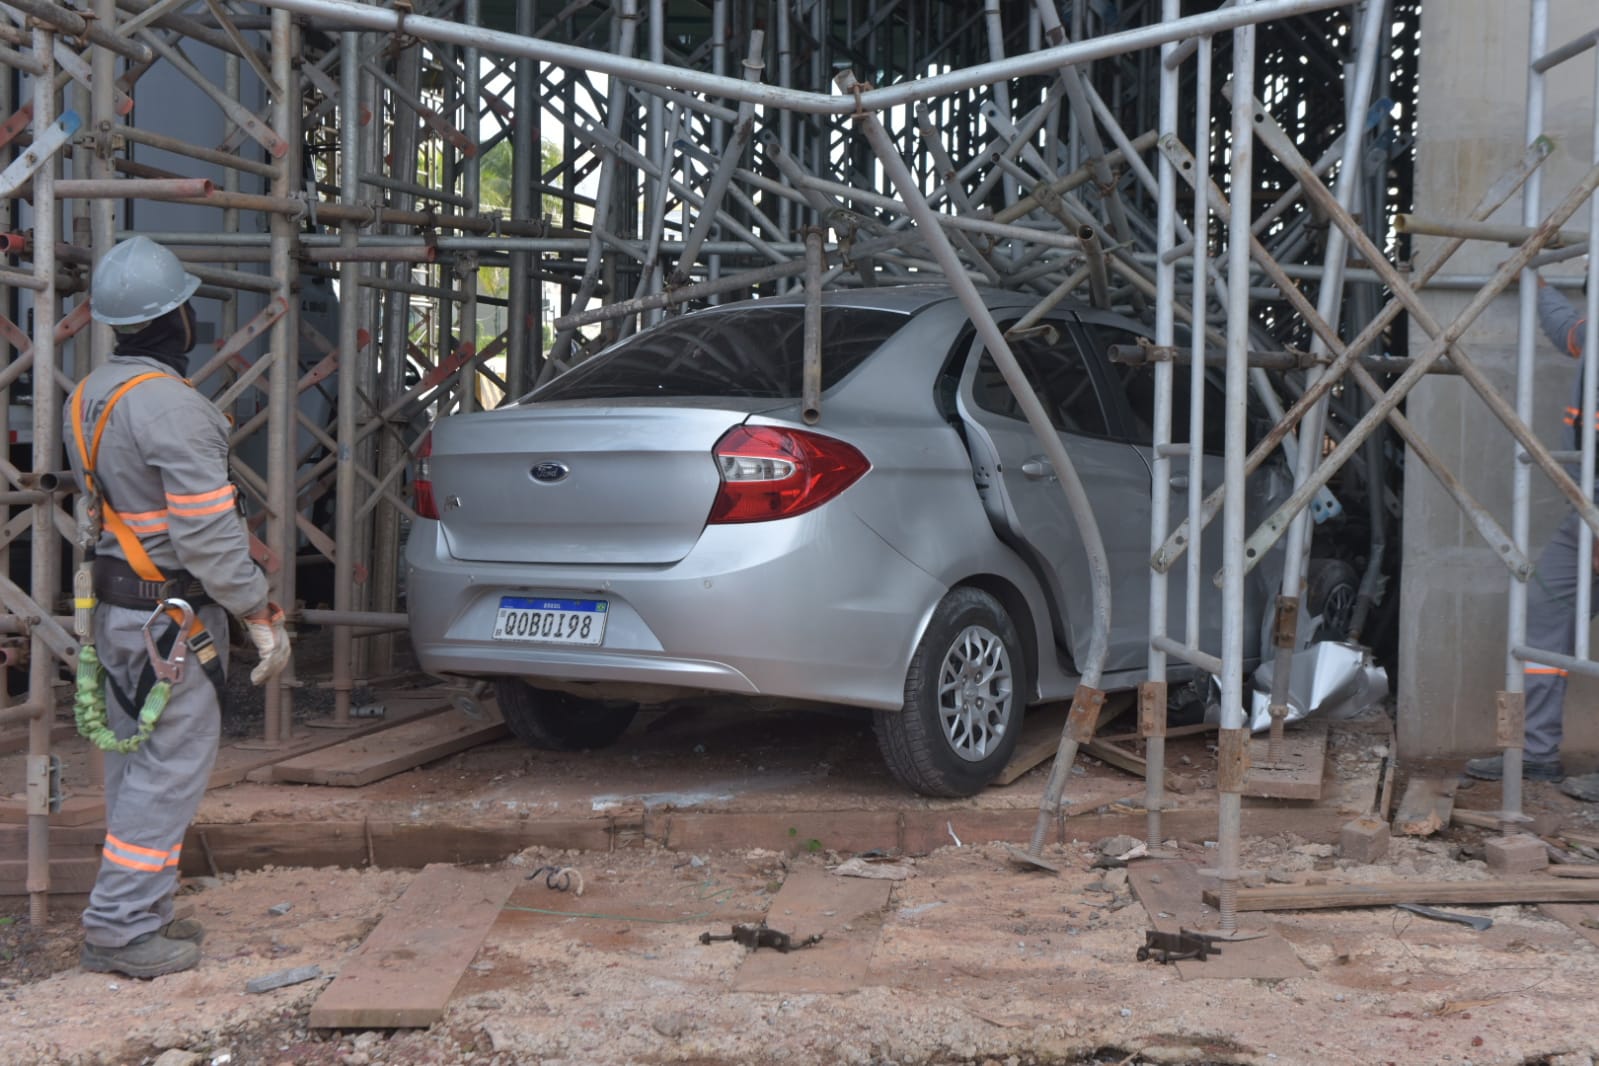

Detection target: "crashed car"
[406, 285, 1310, 796]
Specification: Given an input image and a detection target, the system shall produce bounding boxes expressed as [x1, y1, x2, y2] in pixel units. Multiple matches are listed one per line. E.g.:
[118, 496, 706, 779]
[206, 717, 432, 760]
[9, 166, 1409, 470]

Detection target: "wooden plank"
[1547, 866, 1599, 878]
[0, 794, 105, 826]
[0, 824, 107, 851]
[271, 706, 507, 787]
[1128, 858, 1307, 979]
[1452, 808, 1562, 836]
[993, 692, 1133, 787]
[1101, 721, 1218, 744]
[1084, 739, 1198, 793]
[179, 817, 617, 875]
[1203, 877, 1599, 912]
[309, 863, 518, 1028]
[1394, 774, 1458, 837]
[663, 811, 905, 857]
[732, 866, 893, 994]
[1244, 720, 1328, 800]
[0, 722, 77, 756]
[179, 821, 370, 875]
[0, 856, 100, 895]
[208, 698, 450, 789]
[369, 819, 615, 865]
[1540, 903, 1599, 950]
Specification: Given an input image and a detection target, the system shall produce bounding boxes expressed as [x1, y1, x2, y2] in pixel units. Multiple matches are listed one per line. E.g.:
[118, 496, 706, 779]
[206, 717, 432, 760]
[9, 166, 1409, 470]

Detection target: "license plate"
[492, 597, 608, 645]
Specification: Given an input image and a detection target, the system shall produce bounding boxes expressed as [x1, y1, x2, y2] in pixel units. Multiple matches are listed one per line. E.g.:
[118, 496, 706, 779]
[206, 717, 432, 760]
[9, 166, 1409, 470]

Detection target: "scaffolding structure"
[1, 0, 1595, 934]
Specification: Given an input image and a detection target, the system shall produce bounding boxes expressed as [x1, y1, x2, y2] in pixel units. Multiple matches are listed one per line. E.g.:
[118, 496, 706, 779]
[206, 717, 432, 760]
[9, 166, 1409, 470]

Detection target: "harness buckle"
[143, 598, 195, 684]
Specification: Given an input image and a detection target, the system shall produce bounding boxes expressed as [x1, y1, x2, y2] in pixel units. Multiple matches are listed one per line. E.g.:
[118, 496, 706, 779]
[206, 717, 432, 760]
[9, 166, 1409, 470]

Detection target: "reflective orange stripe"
[103, 850, 165, 873]
[166, 485, 233, 506]
[105, 832, 170, 861]
[169, 498, 234, 519]
[1526, 666, 1568, 676]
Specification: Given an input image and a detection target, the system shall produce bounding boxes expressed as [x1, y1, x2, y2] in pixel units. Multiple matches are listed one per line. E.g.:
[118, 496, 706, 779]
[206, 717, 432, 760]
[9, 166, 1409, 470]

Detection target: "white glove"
[244, 602, 291, 685]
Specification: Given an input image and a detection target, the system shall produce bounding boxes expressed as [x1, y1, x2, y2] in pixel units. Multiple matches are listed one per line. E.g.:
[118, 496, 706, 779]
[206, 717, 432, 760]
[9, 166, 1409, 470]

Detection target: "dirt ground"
[6, 704, 1599, 1066]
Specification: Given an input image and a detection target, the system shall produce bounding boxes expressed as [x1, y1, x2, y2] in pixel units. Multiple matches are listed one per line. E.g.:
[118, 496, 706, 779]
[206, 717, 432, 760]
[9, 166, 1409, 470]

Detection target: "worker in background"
[66, 236, 292, 978]
[1465, 268, 1596, 802]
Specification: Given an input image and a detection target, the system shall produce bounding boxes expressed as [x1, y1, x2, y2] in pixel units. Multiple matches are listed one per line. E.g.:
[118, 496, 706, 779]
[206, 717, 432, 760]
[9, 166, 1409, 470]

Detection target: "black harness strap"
[108, 616, 228, 722]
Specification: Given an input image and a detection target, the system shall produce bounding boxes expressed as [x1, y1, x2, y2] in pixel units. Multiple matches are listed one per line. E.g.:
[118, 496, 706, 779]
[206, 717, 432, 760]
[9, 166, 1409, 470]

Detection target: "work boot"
[80, 932, 200, 979]
[1462, 754, 1564, 782]
[161, 917, 204, 944]
[1559, 772, 1599, 802]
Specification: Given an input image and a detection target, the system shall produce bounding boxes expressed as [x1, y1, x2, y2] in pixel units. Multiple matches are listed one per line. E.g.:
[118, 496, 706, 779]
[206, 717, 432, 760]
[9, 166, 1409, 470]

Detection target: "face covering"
[112, 302, 197, 375]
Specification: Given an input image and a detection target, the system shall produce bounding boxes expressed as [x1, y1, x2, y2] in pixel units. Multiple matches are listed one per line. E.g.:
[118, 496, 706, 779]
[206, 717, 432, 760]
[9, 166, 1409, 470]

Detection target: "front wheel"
[493, 679, 638, 751]
[874, 587, 1025, 797]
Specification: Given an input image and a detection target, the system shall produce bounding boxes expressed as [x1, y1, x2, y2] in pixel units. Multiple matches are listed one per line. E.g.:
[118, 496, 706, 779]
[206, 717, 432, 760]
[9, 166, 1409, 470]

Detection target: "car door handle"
[1169, 475, 1190, 490]
[1021, 457, 1057, 481]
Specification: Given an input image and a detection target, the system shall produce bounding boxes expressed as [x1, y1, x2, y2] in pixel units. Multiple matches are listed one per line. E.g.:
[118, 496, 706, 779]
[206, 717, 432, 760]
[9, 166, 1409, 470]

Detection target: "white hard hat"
[90, 236, 201, 327]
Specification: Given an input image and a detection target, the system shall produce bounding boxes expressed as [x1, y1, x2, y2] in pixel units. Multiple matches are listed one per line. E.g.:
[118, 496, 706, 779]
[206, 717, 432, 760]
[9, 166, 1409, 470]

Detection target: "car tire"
[874, 587, 1025, 798]
[494, 679, 638, 751]
[1305, 558, 1359, 642]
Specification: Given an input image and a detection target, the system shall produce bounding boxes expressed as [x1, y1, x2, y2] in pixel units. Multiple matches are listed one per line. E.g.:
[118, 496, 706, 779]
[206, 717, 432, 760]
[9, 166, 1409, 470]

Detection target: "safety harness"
[70, 372, 226, 753]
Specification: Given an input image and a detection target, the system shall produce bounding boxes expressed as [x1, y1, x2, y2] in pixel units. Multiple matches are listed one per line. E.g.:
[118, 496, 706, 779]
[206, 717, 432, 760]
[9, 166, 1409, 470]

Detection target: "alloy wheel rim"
[1321, 581, 1357, 637]
[936, 624, 1014, 762]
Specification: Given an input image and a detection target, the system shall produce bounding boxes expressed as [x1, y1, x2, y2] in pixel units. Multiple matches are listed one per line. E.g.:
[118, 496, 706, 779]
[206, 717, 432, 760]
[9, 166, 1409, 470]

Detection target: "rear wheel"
[493, 679, 638, 751]
[874, 587, 1024, 797]
[1306, 558, 1359, 642]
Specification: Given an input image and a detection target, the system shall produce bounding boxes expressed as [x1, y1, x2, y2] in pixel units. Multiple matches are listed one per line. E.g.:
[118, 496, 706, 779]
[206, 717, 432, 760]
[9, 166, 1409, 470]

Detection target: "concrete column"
[1401, 0, 1595, 759]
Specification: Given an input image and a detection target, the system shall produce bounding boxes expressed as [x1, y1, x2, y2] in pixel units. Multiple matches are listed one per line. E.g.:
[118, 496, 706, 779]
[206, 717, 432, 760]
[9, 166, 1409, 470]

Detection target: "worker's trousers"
[1524, 507, 1599, 762]
[82, 603, 228, 948]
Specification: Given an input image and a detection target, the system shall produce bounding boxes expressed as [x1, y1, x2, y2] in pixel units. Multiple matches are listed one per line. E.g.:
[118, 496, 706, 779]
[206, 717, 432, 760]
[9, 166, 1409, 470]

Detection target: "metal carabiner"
[142, 598, 196, 684]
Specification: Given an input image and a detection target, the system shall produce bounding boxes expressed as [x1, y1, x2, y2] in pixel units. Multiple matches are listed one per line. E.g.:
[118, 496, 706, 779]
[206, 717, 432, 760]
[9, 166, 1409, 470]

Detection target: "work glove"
[243, 602, 291, 685]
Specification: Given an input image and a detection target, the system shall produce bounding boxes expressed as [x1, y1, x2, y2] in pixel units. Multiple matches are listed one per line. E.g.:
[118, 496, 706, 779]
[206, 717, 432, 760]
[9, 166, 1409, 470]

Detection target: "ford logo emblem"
[530, 461, 570, 484]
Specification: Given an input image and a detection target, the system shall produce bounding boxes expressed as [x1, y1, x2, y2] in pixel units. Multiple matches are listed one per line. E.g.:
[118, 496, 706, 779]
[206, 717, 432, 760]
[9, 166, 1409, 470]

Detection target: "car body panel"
[406, 285, 1280, 720]
[432, 401, 772, 565]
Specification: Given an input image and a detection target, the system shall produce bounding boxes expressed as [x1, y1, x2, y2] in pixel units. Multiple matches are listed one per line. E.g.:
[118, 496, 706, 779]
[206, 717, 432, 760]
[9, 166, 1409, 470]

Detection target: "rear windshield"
[533, 305, 909, 401]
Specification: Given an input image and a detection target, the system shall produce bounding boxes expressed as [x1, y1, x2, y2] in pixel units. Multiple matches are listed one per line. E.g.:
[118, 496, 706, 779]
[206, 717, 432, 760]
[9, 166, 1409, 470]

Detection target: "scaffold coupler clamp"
[143, 598, 196, 684]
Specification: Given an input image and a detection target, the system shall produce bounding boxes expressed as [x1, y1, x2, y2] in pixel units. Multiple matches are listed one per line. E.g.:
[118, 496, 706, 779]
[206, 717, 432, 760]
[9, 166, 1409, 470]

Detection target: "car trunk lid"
[430, 401, 764, 564]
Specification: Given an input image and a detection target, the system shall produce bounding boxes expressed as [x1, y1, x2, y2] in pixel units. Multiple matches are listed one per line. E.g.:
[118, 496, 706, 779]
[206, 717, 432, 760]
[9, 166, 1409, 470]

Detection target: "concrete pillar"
[1400, 0, 1596, 760]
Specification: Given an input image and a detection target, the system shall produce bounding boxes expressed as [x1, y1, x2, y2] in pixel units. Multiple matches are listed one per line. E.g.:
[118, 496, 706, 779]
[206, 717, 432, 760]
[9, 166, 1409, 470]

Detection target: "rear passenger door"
[1075, 313, 1227, 657]
[953, 318, 1157, 673]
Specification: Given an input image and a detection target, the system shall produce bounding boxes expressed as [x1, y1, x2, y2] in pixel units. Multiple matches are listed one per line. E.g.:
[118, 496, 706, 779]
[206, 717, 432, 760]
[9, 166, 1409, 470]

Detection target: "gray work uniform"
[64, 355, 268, 949]
[1524, 284, 1592, 763]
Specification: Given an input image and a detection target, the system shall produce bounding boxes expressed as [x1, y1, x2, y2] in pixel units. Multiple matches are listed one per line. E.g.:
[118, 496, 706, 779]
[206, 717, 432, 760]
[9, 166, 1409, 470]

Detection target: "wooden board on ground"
[1128, 858, 1307, 980]
[272, 706, 508, 787]
[993, 692, 1133, 787]
[212, 695, 452, 788]
[0, 793, 104, 826]
[1204, 877, 1599, 912]
[1394, 773, 1458, 836]
[733, 865, 893, 994]
[309, 863, 518, 1028]
[1244, 720, 1328, 800]
[1540, 903, 1599, 950]
[0, 857, 100, 895]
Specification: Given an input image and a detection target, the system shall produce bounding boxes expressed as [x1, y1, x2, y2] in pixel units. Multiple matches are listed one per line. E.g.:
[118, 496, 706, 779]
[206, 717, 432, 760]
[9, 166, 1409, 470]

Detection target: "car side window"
[972, 327, 1111, 438]
[1086, 324, 1227, 456]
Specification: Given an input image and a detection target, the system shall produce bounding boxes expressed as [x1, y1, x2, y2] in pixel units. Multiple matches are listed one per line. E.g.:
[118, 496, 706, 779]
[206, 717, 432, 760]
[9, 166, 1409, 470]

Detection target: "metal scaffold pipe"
[244, 0, 1347, 115]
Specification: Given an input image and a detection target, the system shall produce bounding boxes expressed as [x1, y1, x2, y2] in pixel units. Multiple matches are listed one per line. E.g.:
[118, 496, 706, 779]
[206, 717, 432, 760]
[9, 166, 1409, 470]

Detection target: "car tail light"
[414, 432, 438, 519]
[708, 425, 870, 524]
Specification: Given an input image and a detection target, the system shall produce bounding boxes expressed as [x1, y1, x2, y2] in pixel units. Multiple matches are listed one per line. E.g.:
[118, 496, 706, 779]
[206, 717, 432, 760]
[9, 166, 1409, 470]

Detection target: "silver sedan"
[406, 285, 1285, 796]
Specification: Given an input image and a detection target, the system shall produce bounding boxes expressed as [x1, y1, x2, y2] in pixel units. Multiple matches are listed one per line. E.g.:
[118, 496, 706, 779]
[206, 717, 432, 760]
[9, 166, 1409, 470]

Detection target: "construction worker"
[65, 236, 292, 978]
[1465, 270, 1595, 801]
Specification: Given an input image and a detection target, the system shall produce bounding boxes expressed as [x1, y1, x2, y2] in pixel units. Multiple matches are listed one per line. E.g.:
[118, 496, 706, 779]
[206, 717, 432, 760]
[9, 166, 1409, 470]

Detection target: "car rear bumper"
[404, 507, 946, 710]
